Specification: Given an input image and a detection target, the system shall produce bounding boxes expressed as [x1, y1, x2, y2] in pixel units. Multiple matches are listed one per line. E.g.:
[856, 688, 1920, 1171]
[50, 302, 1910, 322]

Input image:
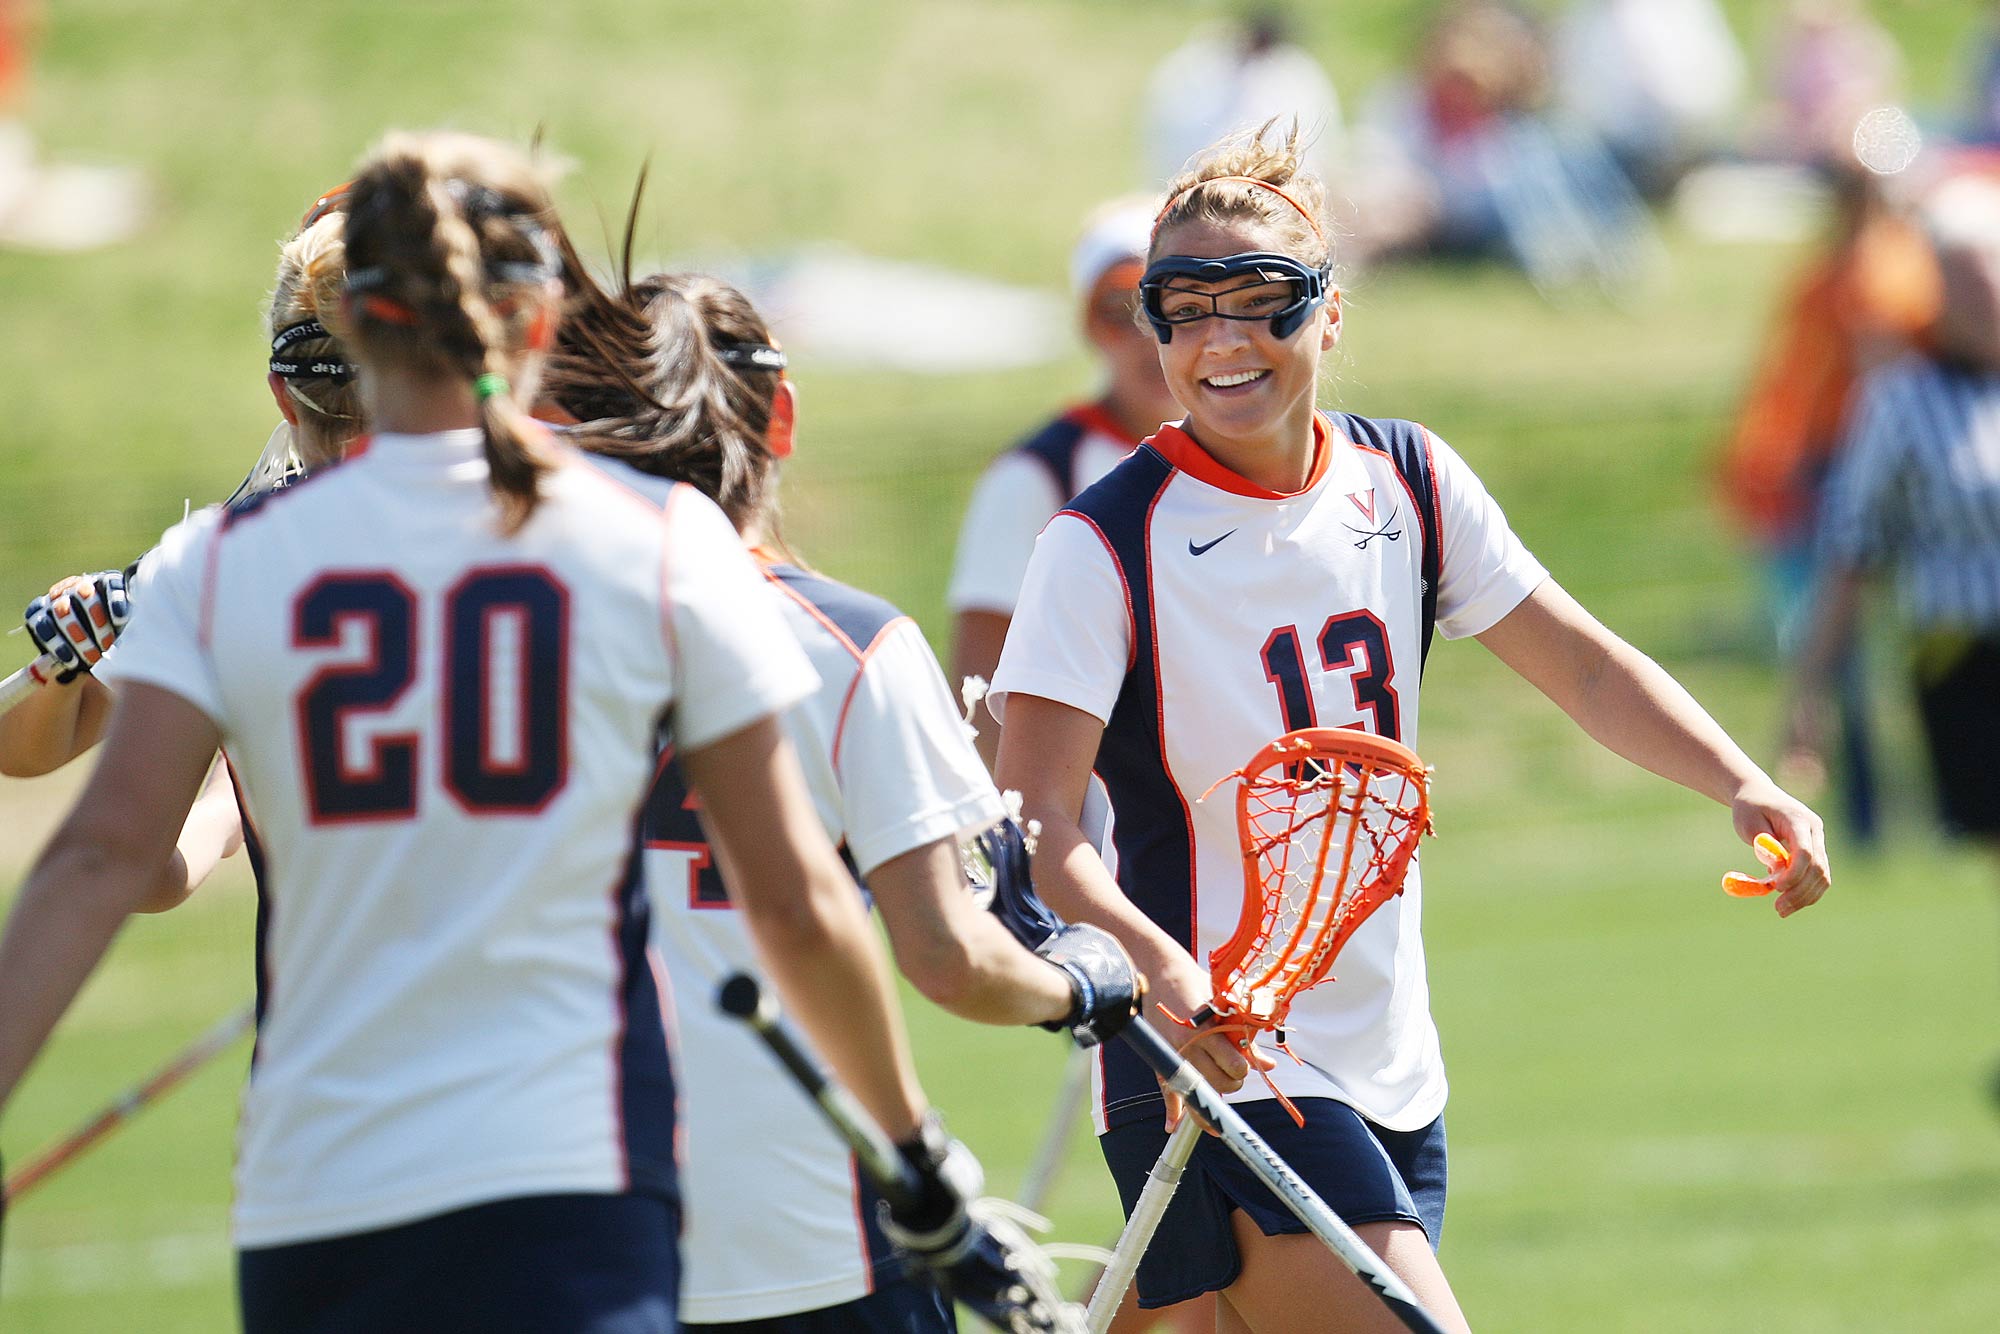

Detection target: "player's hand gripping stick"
[717, 973, 1083, 1334]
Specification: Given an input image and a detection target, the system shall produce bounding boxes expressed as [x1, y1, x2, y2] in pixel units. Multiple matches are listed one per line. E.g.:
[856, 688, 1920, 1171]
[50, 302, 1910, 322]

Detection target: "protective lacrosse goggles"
[1139, 251, 1332, 344]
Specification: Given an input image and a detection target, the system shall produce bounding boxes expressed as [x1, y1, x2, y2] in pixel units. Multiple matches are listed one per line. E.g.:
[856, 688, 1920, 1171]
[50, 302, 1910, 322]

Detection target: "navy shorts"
[683, 1274, 954, 1333]
[1913, 632, 2000, 836]
[1098, 1099, 1445, 1309]
[237, 1192, 680, 1334]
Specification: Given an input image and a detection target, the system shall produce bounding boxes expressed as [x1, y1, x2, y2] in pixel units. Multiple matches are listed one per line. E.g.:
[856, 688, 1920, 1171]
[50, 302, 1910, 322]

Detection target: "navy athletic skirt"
[237, 1192, 680, 1334]
[682, 1273, 954, 1333]
[1098, 1099, 1446, 1309]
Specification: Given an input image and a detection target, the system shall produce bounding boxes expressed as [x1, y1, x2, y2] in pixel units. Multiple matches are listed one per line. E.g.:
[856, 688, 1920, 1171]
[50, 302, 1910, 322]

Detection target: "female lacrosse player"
[989, 121, 1831, 1333]
[548, 262, 1138, 1332]
[0, 198, 365, 911]
[0, 131, 1024, 1334]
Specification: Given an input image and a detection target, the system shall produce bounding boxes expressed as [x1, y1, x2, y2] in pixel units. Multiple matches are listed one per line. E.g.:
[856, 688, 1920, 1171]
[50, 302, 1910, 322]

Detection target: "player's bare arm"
[136, 756, 246, 914]
[681, 712, 929, 1140]
[997, 691, 1268, 1100]
[949, 608, 1010, 772]
[1476, 578, 1830, 916]
[0, 682, 217, 1108]
[870, 834, 1075, 1026]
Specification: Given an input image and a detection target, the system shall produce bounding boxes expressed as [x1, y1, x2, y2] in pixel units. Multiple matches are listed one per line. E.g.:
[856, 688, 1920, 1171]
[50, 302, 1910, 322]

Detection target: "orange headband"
[1153, 175, 1323, 242]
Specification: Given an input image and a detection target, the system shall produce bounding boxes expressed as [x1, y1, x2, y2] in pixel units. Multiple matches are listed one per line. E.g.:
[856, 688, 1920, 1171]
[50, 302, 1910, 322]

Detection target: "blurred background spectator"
[1750, 0, 1902, 166]
[1553, 0, 1747, 199]
[1140, 3, 1342, 184]
[1782, 168, 2000, 979]
[1350, 0, 1656, 294]
[1718, 150, 1940, 843]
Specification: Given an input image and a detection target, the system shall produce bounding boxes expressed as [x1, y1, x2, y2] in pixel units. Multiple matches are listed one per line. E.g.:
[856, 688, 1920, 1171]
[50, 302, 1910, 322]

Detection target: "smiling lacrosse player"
[989, 118, 1831, 1333]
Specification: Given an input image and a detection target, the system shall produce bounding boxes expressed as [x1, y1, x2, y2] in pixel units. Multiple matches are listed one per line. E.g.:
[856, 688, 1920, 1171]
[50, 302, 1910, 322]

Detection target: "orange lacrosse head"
[1206, 729, 1432, 1036]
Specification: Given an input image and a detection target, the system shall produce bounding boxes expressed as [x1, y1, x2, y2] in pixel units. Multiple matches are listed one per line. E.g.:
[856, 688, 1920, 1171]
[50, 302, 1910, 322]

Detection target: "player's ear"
[766, 378, 798, 460]
[267, 372, 300, 426]
[1320, 288, 1342, 352]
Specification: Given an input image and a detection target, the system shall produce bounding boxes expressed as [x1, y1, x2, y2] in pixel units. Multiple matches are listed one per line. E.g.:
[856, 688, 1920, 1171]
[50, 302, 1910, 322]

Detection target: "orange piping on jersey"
[1417, 427, 1447, 593]
[1053, 511, 1138, 674]
[761, 567, 868, 661]
[1066, 400, 1148, 449]
[846, 1156, 877, 1293]
[830, 616, 916, 779]
[1146, 414, 1332, 500]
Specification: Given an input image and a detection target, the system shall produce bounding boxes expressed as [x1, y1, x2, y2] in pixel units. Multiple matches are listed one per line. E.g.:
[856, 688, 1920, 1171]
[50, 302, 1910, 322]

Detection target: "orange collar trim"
[1067, 400, 1148, 449]
[1146, 413, 1334, 499]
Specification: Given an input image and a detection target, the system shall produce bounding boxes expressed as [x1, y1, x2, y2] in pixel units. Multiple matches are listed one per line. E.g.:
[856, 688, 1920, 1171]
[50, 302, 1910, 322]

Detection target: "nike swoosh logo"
[1188, 529, 1237, 556]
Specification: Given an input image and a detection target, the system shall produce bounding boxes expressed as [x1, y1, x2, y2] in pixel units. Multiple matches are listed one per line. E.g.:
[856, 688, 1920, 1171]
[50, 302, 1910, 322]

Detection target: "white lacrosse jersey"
[947, 402, 1143, 616]
[991, 413, 1547, 1133]
[647, 557, 1003, 1323]
[106, 429, 816, 1248]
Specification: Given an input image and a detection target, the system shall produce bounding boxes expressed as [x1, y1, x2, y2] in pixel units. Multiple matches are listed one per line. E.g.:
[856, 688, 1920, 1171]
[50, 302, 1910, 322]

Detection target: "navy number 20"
[294, 568, 569, 822]
[1258, 610, 1401, 740]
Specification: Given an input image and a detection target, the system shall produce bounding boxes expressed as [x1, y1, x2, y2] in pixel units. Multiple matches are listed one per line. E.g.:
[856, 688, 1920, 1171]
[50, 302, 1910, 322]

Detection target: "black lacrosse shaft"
[716, 972, 923, 1214]
[1115, 1019, 1449, 1334]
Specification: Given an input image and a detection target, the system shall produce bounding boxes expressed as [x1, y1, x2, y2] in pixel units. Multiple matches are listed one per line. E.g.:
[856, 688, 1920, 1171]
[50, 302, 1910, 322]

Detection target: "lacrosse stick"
[2, 1002, 255, 1204]
[718, 973, 1084, 1334]
[978, 728, 1441, 1334]
[0, 426, 306, 717]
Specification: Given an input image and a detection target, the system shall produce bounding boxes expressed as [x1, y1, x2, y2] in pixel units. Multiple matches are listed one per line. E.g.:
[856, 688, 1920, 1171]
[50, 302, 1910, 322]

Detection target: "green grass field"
[3, 2, 1998, 1329]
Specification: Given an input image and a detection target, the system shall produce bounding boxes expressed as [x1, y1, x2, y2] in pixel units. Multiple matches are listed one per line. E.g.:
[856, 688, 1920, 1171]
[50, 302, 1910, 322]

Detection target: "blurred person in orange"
[1720, 150, 1938, 842]
[1784, 171, 2000, 1012]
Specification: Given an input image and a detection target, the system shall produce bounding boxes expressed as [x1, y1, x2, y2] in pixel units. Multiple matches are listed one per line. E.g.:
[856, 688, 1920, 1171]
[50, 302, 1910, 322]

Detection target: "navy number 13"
[1258, 611, 1400, 740]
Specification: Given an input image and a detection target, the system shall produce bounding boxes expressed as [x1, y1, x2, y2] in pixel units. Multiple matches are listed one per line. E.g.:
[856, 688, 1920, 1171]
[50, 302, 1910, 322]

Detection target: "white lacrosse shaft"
[1109, 1020, 1450, 1334]
[0, 653, 62, 717]
[1084, 1113, 1200, 1333]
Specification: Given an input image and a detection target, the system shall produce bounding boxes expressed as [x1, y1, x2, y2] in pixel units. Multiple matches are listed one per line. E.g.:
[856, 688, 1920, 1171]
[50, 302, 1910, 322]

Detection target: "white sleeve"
[1427, 431, 1550, 640]
[97, 509, 228, 726]
[835, 618, 1006, 878]
[664, 489, 819, 751]
[946, 453, 1066, 616]
[987, 513, 1131, 726]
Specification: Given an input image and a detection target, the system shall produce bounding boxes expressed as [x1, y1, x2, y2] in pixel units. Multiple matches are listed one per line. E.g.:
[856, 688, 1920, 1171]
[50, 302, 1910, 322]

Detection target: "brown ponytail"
[339, 131, 565, 532]
[545, 204, 786, 537]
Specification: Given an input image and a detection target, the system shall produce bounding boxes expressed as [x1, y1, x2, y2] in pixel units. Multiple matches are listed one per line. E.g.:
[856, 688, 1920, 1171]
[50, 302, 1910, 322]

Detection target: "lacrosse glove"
[24, 570, 132, 683]
[880, 1112, 1076, 1334]
[1037, 923, 1143, 1047]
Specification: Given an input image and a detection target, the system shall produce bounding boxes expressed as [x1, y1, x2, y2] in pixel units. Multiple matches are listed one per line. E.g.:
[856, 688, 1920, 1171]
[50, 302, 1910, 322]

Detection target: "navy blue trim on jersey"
[1012, 413, 1090, 502]
[1333, 413, 1441, 671]
[220, 454, 343, 532]
[612, 812, 679, 1203]
[225, 758, 274, 1045]
[765, 563, 903, 653]
[1062, 446, 1197, 1129]
[854, 1161, 915, 1296]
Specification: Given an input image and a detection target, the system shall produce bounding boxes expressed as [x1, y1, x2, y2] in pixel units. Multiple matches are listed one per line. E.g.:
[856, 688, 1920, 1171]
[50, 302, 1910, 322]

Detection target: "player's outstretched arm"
[996, 693, 1270, 1102]
[680, 714, 929, 1140]
[0, 684, 218, 1110]
[871, 836, 1078, 1027]
[1477, 578, 1831, 917]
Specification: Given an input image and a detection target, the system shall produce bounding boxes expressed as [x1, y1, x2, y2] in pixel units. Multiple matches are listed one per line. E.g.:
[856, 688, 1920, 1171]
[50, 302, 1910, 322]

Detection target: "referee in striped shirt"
[1786, 168, 2000, 860]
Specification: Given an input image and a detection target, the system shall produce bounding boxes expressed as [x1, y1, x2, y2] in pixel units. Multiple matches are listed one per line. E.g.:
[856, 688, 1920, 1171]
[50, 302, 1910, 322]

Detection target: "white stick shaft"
[0, 655, 59, 716]
[1084, 1114, 1202, 1334]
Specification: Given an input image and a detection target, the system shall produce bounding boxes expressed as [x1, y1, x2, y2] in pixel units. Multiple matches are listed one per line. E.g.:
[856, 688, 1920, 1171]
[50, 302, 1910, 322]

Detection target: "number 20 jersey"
[107, 430, 816, 1247]
[990, 412, 1547, 1134]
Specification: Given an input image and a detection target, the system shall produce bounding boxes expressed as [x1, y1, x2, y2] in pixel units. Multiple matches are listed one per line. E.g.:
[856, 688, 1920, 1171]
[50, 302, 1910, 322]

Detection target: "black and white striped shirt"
[1819, 354, 2000, 631]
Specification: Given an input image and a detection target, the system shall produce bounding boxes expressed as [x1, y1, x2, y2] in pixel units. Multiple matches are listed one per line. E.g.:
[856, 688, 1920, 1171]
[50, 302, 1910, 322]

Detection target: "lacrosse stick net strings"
[1193, 728, 1431, 1123]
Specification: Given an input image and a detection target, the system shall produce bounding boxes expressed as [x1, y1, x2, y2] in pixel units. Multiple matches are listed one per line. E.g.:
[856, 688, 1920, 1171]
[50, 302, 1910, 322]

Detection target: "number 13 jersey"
[990, 412, 1546, 1133]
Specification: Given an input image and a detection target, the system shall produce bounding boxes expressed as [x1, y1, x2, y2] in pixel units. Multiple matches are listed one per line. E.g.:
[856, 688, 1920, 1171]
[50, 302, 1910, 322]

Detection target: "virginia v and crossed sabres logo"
[1342, 488, 1402, 549]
